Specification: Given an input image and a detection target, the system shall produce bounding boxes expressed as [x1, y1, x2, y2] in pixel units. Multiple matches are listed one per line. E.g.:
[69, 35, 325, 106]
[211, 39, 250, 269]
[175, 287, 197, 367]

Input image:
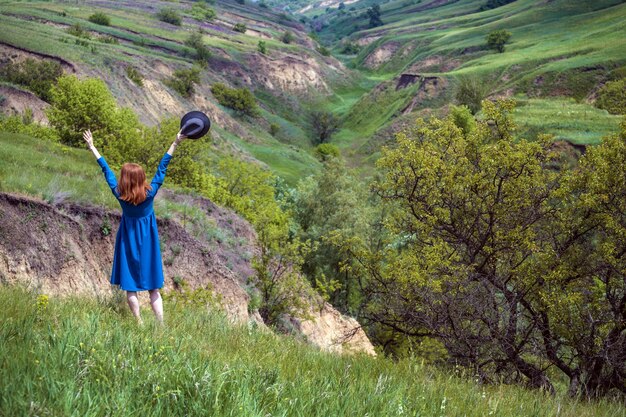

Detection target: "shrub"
[211, 83, 258, 116]
[165, 66, 201, 98]
[88, 12, 110, 26]
[125, 66, 143, 87]
[455, 75, 490, 114]
[486, 29, 512, 53]
[190, 3, 216, 21]
[317, 46, 331, 56]
[281, 31, 295, 44]
[269, 123, 280, 136]
[46, 75, 140, 148]
[310, 111, 340, 144]
[184, 31, 211, 62]
[0, 58, 63, 101]
[341, 42, 360, 55]
[98, 35, 119, 44]
[367, 5, 383, 28]
[66, 23, 90, 39]
[595, 79, 626, 115]
[314, 143, 340, 161]
[479, 0, 516, 11]
[156, 8, 182, 26]
[233, 23, 247, 33]
[0, 113, 59, 142]
[257, 40, 267, 55]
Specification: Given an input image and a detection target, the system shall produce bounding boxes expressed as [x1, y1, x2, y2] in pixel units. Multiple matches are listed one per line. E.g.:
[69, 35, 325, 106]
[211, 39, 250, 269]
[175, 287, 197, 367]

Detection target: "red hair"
[118, 163, 152, 205]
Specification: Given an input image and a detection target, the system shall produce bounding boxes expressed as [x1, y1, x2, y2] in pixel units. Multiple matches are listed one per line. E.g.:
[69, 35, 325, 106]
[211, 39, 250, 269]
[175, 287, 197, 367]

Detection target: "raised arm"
[83, 129, 119, 198]
[149, 130, 186, 197]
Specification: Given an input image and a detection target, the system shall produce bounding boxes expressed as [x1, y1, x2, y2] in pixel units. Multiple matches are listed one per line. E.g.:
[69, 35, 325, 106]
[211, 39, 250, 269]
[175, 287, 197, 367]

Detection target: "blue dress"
[97, 153, 172, 292]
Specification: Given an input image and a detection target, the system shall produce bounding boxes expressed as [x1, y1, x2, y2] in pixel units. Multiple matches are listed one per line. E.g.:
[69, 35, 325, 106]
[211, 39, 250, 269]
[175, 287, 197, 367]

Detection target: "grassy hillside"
[0, 0, 345, 184]
[309, 0, 626, 160]
[2, 285, 626, 416]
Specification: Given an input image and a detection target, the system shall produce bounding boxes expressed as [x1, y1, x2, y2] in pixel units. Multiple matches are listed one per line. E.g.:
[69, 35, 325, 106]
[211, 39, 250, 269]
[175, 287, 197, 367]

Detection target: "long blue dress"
[97, 153, 172, 292]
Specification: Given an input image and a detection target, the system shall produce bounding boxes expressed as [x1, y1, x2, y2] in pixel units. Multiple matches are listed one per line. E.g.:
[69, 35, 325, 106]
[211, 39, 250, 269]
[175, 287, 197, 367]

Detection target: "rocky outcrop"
[0, 192, 375, 355]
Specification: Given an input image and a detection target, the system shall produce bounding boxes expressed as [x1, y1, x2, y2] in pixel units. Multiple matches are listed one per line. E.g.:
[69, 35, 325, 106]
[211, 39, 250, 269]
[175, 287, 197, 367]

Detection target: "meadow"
[2, 285, 626, 417]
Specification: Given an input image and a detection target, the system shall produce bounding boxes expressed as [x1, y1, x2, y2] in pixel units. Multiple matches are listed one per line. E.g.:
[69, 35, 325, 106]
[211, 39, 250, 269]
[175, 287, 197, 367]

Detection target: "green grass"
[513, 96, 623, 144]
[0, 132, 116, 207]
[2, 285, 626, 416]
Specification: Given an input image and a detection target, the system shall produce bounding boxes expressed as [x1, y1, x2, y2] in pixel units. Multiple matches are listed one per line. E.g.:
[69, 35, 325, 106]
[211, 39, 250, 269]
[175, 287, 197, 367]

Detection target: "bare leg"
[126, 291, 142, 324]
[149, 289, 164, 324]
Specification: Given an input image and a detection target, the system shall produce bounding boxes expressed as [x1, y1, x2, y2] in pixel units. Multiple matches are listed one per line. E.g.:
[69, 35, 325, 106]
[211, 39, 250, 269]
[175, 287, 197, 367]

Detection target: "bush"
[156, 8, 182, 26]
[314, 143, 340, 161]
[211, 83, 258, 116]
[233, 23, 247, 33]
[66, 23, 91, 39]
[125, 66, 143, 87]
[190, 3, 216, 21]
[317, 46, 331, 56]
[88, 12, 110, 26]
[486, 29, 512, 53]
[46, 75, 139, 148]
[0, 58, 63, 101]
[310, 111, 340, 144]
[269, 123, 280, 136]
[257, 40, 267, 55]
[165, 66, 201, 98]
[0, 113, 59, 142]
[479, 0, 516, 11]
[455, 75, 491, 114]
[341, 42, 360, 55]
[98, 35, 119, 44]
[595, 79, 626, 115]
[184, 31, 211, 62]
[281, 31, 295, 44]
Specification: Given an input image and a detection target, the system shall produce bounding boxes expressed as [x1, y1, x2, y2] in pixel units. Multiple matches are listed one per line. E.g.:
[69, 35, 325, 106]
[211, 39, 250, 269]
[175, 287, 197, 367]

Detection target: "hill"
[2, 285, 626, 416]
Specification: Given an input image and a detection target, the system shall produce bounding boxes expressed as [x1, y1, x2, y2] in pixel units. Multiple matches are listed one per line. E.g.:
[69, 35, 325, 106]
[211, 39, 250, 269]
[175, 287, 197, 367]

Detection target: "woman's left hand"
[176, 130, 187, 143]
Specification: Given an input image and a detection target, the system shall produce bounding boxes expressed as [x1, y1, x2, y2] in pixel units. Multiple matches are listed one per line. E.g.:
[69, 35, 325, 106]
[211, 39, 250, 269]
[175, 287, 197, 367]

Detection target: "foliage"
[0, 113, 59, 142]
[595, 79, 626, 115]
[184, 31, 212, 62]
[486, 29, 512, 53]
[164, 66, 201, 98]
[88, 11, 110, 26]
[257, 40, 267, 55]
[233, 23, 247, 33]
[250, 238, 315, 326]
[340, 41, 360, 55]
[344, 99, 626, 398]
[367, 4, 383, 28]
[269, 123, 280, 136]
[66, 23, 91, 39]
[125, 66, 143, 87]
[211, 83, 258, 117]
[0, 58, 63, 101]
[293, 158, 374, 312]
[156, 8, 182, 26]
[317, 45, 331, 56]
[313, 143, 340, 161]
[480, 0, 516, 11]
[309, 111, 340, 144]
[455, 75, 490, 114]
[281, 31, 295, 44]
[190, 2, 216, 21]
[46, 75, 139, 148]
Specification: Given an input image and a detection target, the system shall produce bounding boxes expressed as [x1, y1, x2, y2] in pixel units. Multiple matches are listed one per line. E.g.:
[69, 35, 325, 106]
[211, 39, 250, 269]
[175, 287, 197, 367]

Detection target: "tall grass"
[1, 285, 625, 416]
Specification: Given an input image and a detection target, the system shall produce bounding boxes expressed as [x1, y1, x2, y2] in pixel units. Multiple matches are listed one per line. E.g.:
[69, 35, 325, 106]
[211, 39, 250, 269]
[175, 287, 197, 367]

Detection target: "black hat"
[180, 111, 211, 140]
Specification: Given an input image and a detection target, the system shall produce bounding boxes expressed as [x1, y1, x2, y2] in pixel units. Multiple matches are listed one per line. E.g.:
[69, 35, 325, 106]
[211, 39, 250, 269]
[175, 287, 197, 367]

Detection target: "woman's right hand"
[176, 130, 187, 143]
[83, 129, 94, 148]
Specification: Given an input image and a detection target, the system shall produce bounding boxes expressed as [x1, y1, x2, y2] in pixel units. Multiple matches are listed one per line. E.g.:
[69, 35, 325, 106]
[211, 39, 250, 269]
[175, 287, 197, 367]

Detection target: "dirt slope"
[0, 192, 375, 355]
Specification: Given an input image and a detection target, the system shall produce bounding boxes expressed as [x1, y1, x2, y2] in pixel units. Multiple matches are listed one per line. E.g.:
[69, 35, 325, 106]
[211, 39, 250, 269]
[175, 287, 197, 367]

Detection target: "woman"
[83, 129, 186, 324]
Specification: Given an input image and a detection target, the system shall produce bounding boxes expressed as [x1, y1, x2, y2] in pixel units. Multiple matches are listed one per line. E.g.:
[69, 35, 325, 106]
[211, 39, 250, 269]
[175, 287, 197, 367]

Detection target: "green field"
[2, 285, 625, 416]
